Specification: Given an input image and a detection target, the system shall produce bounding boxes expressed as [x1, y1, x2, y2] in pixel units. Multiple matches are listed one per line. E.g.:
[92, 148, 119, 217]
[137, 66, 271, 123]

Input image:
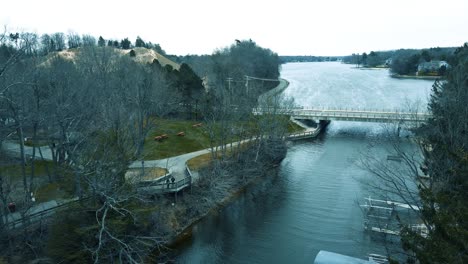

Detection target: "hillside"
[41, 47, 180, 70]
[118, 47, 180, 70]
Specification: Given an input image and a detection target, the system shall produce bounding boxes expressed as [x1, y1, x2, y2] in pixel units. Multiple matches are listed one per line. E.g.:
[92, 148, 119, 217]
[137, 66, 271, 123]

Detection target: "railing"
[3, 197, 88, 230]
[138, 175, 192, 193]
[286, 130, 319, 140]
[254, 107, 432, 122]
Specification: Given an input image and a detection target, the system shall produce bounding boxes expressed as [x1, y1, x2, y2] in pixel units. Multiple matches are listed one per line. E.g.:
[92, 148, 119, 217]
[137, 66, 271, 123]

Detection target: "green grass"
[0, 160, 54, 181]
[287, 120, 305, 133]
[187, 153, 214, 171]
[187, 142, 254, 171]
[24, 139, 49, 147]
[0, 160, 76, 202]
[142, 118, 304, 160]
[142, 119, 210, 159]
[35, 182, 71, 202]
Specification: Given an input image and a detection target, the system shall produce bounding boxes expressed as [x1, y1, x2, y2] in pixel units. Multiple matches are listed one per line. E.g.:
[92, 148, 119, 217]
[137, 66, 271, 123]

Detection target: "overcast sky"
[1, 0, 467, 56]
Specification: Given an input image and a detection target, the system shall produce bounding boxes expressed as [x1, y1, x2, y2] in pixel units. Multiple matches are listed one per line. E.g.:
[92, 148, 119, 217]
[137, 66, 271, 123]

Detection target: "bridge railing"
[253, 107, 432, 122]
[138, 176, 192, 192]
[291, 109, 431, 120]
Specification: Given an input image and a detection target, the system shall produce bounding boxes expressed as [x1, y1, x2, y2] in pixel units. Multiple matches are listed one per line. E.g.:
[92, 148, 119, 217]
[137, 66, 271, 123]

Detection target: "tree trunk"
[17, 126, 29, 202]
[29, 122, 38, 195]
[38, 146, 52, 183]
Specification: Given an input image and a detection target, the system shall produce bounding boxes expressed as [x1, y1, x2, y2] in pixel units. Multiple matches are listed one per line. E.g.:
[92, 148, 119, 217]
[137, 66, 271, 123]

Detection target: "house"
[417, 60, 449, 75]
[385, 58, 392, 66]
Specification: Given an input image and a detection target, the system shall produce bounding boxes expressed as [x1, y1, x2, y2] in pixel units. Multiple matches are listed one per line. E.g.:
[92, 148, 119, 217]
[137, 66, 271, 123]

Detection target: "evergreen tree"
[361, 52, 368, 66]
[98, 36, 106, 47]
[120, 38, 131, 49]
[135, 36, 145, 48]
[405, 43, 468, 264]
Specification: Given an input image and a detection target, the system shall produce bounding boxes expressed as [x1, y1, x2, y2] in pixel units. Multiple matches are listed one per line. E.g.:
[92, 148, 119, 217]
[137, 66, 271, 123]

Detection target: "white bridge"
[255, 108, 431, 123]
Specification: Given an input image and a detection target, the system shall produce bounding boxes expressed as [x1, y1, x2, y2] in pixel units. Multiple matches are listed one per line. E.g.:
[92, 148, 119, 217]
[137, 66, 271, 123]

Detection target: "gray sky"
[2, 0, 467, 56]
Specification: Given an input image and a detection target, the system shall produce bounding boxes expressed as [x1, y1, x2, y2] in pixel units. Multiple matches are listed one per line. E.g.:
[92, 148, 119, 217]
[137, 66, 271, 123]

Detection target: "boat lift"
[360, 197, 427, 237]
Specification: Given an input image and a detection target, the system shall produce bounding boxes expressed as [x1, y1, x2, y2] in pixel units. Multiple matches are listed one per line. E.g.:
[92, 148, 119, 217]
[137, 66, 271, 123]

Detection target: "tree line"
[402, 43, 468, 264]
[6, 31, 167, 56]
[342, 47, 456, 75]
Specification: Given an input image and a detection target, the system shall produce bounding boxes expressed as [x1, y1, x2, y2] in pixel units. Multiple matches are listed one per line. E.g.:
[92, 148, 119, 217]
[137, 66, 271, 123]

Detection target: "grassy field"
[142, 118, 304, 160]
[0, 160, 75, 202]
[24, 139, 49, 147]
[0, 160, 54, 182]
[142, 119, 211, 160]
[186, 153, 215, 171]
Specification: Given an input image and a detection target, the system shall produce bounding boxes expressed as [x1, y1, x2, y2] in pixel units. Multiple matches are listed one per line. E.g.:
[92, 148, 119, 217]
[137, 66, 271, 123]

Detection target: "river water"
[175, 62, 433, 263]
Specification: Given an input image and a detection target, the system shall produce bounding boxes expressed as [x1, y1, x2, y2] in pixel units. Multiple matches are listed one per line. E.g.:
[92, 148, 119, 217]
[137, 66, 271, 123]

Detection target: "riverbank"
[257, 78, 289, 105]
[390, 74, 441, 80]
[154, 142, 287, 261]
[149, 78, 293, 260]
[356, 66, 389, 70]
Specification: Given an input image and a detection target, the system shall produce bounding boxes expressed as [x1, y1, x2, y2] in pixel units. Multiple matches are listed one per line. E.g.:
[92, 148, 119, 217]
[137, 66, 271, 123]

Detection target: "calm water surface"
[175, 62, 433, 263]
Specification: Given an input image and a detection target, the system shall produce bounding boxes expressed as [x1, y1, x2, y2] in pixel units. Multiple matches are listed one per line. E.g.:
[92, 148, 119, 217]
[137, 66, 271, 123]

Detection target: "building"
[417, 60, 449, 75]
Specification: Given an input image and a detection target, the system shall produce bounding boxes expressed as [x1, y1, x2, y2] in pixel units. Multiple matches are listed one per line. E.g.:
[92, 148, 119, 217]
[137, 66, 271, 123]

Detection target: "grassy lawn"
[187, 153, 214, 171]
[24, 139, 49, 147]
[0, 160, 54, 182]
[187, 142, 254, 171]
[143, 118, 304, 160]
[35, 180, 74, 203]
[287, 120, 305, 133]
[142, 119, 210, 160]
[0, 160, 75, 202]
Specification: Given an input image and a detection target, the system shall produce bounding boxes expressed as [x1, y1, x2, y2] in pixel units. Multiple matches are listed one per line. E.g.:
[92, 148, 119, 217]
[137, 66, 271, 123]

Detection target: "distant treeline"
[168, 39, 281, 91]
[279, 56, 341, 63]
[2, 31, 166, 56]
[342, 47, 458, 75]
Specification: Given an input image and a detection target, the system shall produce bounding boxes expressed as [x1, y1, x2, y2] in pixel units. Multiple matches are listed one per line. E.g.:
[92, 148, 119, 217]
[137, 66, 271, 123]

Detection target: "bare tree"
[82, 34, 96, 47]
[51, 32, 66, 51]
[67, 31, 82, 49]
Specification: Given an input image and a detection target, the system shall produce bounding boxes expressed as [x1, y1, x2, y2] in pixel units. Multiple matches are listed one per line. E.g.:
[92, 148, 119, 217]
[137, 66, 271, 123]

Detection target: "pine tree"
[120, 38, 131, 49]
[98, 36, 106, 47]
[404, 43, 468, 264]
[135, 36, 145, 48]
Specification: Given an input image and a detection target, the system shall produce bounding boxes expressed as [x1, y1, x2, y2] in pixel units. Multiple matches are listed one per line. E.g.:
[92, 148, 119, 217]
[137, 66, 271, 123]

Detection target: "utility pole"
[227, 77, 233, 105]
[245, 76, 249, 94]
[227, 77, 232, 94]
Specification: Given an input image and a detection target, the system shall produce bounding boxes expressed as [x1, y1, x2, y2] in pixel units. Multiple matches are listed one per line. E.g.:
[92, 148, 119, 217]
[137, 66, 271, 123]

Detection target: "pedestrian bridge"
[254, 108, 431, 123]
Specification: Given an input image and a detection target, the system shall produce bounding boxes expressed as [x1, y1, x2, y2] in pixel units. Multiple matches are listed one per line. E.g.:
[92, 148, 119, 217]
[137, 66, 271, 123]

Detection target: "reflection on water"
[175, 63, 433, 263]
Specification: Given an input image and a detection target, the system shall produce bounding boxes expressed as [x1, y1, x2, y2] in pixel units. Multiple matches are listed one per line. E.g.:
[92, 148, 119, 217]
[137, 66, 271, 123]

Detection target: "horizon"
[2, 0, 467, 56]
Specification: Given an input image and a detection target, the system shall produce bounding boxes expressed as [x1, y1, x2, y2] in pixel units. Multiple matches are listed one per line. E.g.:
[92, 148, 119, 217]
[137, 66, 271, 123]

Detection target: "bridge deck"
[255, 108, 431, 123]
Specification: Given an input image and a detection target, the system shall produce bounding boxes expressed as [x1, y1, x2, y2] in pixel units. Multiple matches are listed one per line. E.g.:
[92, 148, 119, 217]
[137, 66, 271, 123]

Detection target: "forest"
[0, 31, 290, 263]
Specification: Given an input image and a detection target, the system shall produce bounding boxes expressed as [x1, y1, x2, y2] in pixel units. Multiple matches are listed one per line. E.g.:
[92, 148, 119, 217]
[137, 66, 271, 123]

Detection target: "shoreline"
[257, 78, 290, 105]
[390, 74, 442, 80]
[158, 78, 295, 258]
[165, 165, 280, 249]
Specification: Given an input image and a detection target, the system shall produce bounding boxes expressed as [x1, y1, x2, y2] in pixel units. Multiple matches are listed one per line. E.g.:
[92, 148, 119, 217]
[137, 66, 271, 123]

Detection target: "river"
[174, 62, 434, 263]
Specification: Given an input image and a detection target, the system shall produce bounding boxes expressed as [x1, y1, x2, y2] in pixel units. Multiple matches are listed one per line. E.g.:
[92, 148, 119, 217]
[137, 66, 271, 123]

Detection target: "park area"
[142, 117, 303, 160]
